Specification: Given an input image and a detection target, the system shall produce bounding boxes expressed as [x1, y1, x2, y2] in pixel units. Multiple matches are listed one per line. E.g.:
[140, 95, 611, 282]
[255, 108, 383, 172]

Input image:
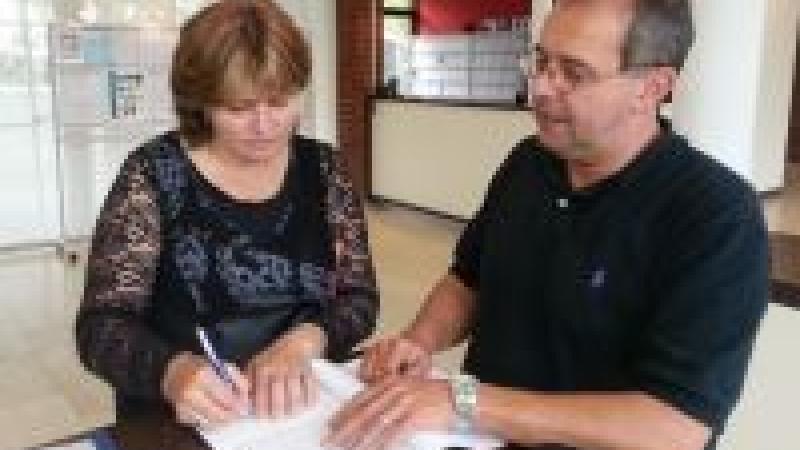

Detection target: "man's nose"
[529, 67, 561, 100]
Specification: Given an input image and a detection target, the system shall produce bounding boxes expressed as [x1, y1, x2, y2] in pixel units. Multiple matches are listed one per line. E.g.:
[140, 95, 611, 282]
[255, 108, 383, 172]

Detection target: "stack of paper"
[199, 359, 504, 450]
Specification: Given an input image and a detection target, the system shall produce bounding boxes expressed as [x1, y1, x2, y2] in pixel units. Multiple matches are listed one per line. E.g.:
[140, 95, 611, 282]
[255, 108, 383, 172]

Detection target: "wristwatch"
[450, 373, 479, 433]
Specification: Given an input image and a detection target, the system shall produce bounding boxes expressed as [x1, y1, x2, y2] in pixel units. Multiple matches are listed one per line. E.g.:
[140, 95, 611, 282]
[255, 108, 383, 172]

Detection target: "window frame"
[382, 0, 417, 35]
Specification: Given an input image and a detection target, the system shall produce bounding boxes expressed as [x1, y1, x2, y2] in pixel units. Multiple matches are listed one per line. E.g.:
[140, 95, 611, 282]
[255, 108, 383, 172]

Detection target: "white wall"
[530, 0, 552, 44]
[671, 0, 800, 192]
[670, 0, 761, 182]
[304, 0, 338, 146]
[752, 0, 799, 191]
[372, 101, 533, 218]
[276, 0, 338, 145]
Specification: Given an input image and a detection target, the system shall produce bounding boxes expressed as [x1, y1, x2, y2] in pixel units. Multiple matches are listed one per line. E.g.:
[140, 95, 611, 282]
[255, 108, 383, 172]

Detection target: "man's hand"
[162, 352, 250, 428]
[359, 333, 433, 384]
[245, 323, 324, 418]
[324, 377, 455, 450]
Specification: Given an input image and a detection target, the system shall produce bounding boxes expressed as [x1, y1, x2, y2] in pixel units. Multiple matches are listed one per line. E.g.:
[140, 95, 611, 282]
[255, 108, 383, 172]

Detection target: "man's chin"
[537, 128, 573, 152]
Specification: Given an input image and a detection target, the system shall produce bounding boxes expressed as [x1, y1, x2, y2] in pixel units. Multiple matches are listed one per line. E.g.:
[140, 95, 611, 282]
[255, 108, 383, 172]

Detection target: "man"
[324, 1, 768, 449]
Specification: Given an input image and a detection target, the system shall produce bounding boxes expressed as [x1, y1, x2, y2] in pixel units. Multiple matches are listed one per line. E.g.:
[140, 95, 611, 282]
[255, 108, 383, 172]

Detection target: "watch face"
[452, 374, 478, 423]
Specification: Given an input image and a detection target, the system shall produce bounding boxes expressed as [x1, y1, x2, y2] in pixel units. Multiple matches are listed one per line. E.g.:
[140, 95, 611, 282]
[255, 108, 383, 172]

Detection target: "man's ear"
[644, 66, 678, 106]
[631, 66, 676, 115]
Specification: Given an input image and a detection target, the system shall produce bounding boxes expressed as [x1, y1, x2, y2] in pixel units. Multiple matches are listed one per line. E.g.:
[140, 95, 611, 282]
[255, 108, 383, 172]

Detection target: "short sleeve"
[451, 142, 529, 290]
[632, 193, 769, 432]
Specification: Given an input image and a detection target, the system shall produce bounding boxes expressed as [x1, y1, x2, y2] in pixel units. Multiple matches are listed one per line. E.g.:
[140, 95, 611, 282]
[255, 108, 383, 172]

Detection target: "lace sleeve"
[322, 149, 380, 361]
[75, 149, 177, 401]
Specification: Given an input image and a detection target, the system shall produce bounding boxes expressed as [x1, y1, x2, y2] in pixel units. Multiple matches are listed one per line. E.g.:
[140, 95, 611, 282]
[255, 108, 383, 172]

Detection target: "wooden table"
[34, 413, 209, 450]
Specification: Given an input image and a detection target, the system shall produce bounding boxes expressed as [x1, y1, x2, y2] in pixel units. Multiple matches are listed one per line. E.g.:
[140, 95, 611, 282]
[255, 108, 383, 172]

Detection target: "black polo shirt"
[452, 122, 768, 449]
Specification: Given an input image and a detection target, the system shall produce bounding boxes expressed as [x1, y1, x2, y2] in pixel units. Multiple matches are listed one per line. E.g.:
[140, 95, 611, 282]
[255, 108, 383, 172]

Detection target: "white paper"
[199, 359, 504, 450]
[46, 441, 98, 450]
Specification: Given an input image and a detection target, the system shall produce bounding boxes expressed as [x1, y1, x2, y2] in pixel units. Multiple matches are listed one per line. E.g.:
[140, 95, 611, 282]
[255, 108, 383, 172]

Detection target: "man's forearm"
[477, 385, 711, 450]
[404, 274, 476, 353]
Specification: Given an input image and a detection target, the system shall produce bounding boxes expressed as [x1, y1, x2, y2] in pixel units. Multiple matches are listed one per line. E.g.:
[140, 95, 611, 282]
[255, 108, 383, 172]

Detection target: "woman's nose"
[250, 104, 278, 134]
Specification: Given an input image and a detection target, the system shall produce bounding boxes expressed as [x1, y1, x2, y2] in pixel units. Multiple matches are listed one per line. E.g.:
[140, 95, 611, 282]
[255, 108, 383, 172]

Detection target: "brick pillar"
[337, 0, 382, 195]
[789, 36, 800, 163]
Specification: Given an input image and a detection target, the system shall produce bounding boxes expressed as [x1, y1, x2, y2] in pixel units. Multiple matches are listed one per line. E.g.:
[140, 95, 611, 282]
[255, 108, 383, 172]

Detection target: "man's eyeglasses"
[521, 45, 636, 92]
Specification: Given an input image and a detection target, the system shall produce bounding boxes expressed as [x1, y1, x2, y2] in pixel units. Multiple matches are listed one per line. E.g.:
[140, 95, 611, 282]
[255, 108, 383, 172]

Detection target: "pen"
[344, 348, 364, 361]
[195, 326, 236, 387]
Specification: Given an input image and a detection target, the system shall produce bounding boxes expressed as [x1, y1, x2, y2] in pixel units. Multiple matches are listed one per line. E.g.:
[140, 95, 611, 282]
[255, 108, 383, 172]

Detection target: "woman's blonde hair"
[170, 0, 311, 146]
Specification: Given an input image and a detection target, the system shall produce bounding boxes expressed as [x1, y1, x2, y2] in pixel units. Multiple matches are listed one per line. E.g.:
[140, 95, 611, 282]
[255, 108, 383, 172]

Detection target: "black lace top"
[75, 131, 378, 412]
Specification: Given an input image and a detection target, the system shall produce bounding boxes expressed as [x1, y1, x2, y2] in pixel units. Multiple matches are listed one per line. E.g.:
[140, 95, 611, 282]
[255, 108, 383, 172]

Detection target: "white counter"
[371, 99, 535, 219]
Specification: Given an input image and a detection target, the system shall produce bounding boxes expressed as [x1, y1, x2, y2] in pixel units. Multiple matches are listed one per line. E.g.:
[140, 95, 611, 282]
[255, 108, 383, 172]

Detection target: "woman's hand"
[245, 323, 326, 418]
[162, 351, 250, 428]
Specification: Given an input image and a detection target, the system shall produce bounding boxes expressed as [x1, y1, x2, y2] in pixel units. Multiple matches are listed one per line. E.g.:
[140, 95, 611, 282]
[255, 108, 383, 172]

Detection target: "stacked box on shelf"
[407, 31, 529, 101]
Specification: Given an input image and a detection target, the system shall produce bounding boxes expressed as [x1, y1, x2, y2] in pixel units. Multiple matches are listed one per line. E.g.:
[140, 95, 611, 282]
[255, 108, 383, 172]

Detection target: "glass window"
[383, 0, 413, 10]
[384, 15, 412, 42]
[0, 84, 34, 124]
[46, 0, 98, 23]
[0, 25, 30, 88]
[0, 126, 45, 245]
[29, 25, 48, 60]
[0, 0, 20, 25]
[383, 16, 412, 90]
[382, 0, 415, 95]
[27, 0, 56, 24]
[30, 26, 52, 120]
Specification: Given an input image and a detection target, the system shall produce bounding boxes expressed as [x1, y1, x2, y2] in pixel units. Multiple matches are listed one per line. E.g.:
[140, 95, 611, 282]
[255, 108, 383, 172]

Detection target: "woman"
[75, 0, 378, 428]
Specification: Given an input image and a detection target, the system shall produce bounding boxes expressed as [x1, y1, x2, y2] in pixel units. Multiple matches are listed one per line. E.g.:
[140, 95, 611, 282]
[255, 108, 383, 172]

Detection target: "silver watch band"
[450, 373, 479, 433]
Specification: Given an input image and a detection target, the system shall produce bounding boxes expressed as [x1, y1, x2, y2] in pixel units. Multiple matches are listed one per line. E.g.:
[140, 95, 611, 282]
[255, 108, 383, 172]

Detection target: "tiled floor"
[0, 249, 113, 449]
[0, 169, 798, 449]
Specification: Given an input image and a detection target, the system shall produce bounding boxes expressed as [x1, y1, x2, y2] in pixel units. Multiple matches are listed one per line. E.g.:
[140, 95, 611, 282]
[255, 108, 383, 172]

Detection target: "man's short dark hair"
[622, 0, 695, 71]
